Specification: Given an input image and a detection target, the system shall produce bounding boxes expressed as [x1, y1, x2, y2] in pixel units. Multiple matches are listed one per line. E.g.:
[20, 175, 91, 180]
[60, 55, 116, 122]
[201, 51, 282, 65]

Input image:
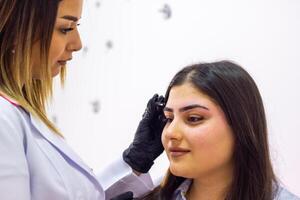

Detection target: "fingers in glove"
[156, 95, 165, 107]
[149, 94, 159, 106]
[143, 94, 160, 119]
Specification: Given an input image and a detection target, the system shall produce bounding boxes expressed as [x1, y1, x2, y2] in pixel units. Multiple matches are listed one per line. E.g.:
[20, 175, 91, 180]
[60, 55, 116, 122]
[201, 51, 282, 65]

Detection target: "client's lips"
[168, 147, 190, 157]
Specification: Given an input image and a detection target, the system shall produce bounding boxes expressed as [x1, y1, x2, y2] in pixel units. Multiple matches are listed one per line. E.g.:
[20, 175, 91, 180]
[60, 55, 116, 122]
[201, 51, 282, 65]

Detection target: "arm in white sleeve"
[96, 157, 155, 199]
[0, 106, 31, 200]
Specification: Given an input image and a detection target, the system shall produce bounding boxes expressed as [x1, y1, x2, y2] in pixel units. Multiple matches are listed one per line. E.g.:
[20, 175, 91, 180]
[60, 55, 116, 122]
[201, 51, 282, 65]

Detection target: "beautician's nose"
[67, 29, 82, 52]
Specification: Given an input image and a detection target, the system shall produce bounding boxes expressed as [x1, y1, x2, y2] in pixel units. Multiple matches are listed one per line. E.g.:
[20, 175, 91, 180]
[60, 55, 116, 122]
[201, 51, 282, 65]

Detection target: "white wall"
[49, 0, 300, 195]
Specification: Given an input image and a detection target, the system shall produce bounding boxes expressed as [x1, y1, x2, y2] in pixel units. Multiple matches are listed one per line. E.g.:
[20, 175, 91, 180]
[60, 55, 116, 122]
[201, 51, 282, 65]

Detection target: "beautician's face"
[32, 0, 83, 78]
[162, 83, 235, 179]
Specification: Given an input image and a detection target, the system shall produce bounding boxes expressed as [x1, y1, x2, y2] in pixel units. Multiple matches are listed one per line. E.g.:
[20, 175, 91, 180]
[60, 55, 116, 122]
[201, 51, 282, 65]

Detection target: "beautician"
[0, 0, 165, 199]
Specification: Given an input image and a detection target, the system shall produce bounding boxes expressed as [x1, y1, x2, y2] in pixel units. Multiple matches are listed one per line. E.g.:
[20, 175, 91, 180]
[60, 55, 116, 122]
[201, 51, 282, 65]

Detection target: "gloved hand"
[123, 94, 166, 173]
[110, 191, 133, 200]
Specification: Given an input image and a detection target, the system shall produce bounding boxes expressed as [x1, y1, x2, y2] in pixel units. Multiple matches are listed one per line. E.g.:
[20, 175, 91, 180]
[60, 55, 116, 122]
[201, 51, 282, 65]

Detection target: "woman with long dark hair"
[142, 61, 299, 200]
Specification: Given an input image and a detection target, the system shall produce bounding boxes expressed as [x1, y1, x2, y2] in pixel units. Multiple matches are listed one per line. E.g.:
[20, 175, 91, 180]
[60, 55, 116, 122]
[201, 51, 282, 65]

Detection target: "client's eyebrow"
[60, 15, 80, 22]
[164, 104, 209, 112]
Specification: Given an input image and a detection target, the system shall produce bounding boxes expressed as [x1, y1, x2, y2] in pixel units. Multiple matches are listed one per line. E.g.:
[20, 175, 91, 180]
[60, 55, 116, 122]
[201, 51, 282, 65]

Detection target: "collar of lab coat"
[29, 112, 101, 188]
[0, 92, 101, 188]
[0, 91, 19, 106]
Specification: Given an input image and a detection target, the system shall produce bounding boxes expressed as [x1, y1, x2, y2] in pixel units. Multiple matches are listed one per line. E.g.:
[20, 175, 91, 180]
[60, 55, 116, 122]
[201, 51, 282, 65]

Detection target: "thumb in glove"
[123, 94, 166, 173]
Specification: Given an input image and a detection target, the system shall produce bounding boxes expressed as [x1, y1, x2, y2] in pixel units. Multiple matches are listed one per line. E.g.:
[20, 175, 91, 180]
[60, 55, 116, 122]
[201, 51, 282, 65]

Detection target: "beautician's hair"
[142, 61, 278, 200]
[0, 0, 64, 135]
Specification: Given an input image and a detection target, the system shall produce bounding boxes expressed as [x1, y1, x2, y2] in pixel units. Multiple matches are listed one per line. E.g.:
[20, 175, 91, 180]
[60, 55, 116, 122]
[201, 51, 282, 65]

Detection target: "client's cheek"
[191, 126, 211, 143]
[161, 132, 168, 150]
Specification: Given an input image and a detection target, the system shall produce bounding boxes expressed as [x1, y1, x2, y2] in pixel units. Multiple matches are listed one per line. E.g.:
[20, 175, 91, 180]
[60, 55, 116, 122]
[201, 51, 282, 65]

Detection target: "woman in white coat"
[0, 0, 165, 199]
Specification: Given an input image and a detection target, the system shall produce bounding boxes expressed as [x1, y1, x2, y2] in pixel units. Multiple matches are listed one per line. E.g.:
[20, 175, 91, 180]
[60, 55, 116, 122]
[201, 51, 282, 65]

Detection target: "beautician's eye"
[60, 27, 74, 34]
[60, 24, 80, 35]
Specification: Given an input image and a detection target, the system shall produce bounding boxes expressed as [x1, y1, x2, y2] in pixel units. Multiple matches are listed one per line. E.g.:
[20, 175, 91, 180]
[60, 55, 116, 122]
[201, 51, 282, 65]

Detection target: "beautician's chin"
[52, 63, 64, 77]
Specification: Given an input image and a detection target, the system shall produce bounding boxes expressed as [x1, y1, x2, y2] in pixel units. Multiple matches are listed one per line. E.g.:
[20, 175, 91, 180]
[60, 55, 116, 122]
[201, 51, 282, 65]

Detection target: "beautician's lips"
[58, 61, 67, 65]
[58, 58, 72, 65]
[168, 147, 190, 157]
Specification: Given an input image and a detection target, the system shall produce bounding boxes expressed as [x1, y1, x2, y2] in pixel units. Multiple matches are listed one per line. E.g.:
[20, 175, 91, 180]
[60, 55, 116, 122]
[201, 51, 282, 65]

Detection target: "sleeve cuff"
[96, 156, 154, 199]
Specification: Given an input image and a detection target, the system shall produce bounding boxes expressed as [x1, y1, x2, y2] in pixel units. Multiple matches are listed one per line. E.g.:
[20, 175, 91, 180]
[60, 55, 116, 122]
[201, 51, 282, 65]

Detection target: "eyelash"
[187, 116, 204, 123]
[60, 24, 80, 35]
[60, 28, 74, 34]
[164, 115, 204, 125]
[165, 117, 173, 123]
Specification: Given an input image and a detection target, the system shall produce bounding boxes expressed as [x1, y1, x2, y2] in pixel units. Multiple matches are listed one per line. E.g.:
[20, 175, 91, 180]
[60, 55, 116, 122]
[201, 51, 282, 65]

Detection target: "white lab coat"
[0, 96, 154, 200]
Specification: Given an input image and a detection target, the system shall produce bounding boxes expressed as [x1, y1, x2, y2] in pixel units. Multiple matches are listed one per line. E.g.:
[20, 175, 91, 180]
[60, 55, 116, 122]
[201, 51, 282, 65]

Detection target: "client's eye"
[164, 113, 173, 123]
[187, 115, 204, 124]
[165, 117, 173, 123]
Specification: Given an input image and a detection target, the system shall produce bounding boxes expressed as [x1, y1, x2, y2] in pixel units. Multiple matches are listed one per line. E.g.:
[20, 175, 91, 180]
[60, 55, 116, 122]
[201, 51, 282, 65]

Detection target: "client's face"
[162, 83, 234, 179]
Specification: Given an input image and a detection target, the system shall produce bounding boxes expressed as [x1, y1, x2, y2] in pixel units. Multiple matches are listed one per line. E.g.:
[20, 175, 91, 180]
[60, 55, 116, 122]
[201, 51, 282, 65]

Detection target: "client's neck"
[186, 165, 233, 200]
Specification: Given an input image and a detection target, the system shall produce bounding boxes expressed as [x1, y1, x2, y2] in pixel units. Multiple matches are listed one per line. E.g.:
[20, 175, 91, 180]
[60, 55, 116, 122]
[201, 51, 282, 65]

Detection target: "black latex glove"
[123, 94, 166, 173]
[110, 191, 133, 200]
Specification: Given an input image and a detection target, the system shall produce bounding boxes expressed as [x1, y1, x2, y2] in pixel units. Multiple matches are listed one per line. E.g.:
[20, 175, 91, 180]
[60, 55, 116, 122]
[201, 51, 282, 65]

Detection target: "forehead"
[167, 83, 214, 107]
[57, 0, 83, 18]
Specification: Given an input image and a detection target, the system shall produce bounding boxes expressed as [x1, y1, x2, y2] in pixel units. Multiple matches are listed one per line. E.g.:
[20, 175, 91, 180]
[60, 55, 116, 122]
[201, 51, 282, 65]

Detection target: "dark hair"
[142, 61, 278, 200]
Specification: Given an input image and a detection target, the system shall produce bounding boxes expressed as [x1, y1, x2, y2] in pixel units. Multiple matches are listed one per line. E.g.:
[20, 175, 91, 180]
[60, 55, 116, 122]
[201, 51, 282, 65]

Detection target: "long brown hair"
[0, 0, 65, 135]
[142, 61, 278, 200]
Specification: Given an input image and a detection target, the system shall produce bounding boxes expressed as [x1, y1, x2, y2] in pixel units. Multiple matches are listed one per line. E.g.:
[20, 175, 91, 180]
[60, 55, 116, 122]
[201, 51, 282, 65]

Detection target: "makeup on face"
[168, 146, 191, 157]
[163, 103, 211, 159]
[162, 84, 235, 179]
[51, 0, 82, 73]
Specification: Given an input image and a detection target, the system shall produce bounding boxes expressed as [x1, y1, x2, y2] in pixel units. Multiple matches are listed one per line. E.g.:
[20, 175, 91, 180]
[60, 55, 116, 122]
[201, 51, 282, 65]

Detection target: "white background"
[49, 0, 300, 195]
